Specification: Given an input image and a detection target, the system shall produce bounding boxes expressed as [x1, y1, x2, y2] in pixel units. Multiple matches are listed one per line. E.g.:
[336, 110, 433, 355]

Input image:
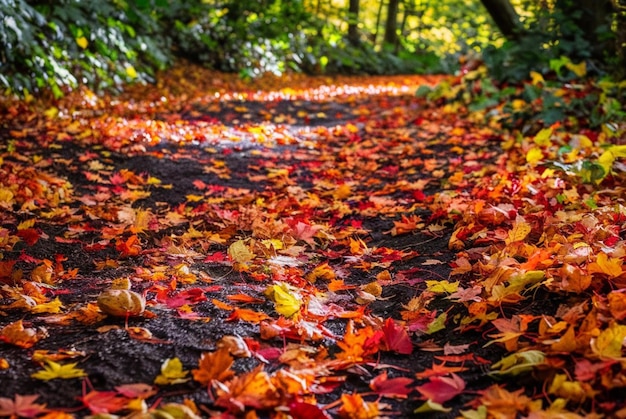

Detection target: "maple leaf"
[548, 374, 594, 403]
[115, 235, 141, 257]
[115, 383, 157, 399]
[30, 297, 64, 314]
[264, 282, 302, 318]
[80, 389, 129, 414]
[0, 320, 48, 348]
[591, 322, 626, 358]
[0, 394, 47, 418]
[416, 373, 466, 404]
[213, 365, 280, 412]
[192, 347, 235, 385]
[288, 220, 323, 246]
[415, 362, 469, 379]
[227, 307, 271, 323]
[382, 317, 413, 354]
[31, 360, 86, 381]
[490, 350, 545, 376]
[306, 263, 336, 283]
[228, 239, 255, 264]
[289, 401, 333, 419]
[390, 214, 424, 236]
[336, 320, 382, 362]
[588, 252, 623, 278]
[154, 357, 190, 385]
[369, 371, 413, 398]
[337, 393, 379, 419]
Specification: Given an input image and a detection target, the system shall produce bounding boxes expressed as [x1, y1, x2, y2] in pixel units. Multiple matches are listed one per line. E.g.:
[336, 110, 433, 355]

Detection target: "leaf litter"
[0, 65, 625, 417]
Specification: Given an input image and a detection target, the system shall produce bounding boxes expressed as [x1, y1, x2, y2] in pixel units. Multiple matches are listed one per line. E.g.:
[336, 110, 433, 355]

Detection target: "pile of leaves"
[1, 64, 626, 418]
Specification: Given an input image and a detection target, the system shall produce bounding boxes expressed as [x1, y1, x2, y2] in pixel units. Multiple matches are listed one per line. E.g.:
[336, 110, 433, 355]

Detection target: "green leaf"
[414, 399, 452, 413]
[426, 312, 447, 334]
[490, 350, 545, 376]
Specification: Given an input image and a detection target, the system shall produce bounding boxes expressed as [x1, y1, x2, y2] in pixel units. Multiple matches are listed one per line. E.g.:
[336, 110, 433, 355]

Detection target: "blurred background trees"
[1, 0, 624, 96]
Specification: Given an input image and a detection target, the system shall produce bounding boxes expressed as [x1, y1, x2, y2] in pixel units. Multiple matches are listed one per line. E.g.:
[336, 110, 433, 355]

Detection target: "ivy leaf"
[31, 360, 86, 381]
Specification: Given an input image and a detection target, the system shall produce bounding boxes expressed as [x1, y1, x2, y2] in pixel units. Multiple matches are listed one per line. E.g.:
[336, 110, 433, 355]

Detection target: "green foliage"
[1, 0, 622, 97]
[0, 0, 172, 96]
[481, 0, 613, 83]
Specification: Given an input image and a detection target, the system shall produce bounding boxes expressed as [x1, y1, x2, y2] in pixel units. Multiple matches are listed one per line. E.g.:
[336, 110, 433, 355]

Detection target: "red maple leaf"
[17, 228, 41, 246]
[382, 318, 413, 354]
[0, 394, 47, 418]
[369, 371, 414, 398]
[416, 373, 466, 404]
[79, 389, 129, 414]
[288, 402, 332, 419]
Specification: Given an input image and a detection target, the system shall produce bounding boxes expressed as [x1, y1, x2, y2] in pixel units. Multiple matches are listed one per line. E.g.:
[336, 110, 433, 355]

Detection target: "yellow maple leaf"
[591, 323, 626, 358]
[425, 280, 459, 294]
[264, 283, 302, 318]
[533, 127, 553, 146]
[154, 358, 190, 385]
[30, 297, 64, 314]
[505, 218, 532, 244]
[31, 360, 86, 381]
[526, 147, 543, 165]
[228, 240, 255, 264]
[588, 252, 623, 278]
[0, 187, 14, 204]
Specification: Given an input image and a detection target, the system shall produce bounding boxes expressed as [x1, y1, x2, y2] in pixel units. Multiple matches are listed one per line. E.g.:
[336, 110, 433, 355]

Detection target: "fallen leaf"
[31, 360, 86, 381]
[154, 357, 190, 385]
[192, 347, 235, 385]
[0, 394, 47, 418]
[416, 373, 465, 403]
[369, 371, 413, 398]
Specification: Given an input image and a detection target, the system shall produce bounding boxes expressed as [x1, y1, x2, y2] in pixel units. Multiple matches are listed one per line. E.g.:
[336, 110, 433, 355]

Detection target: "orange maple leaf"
[337, 393, 379, 419]
[0, 320, 47, 348]
[227, 307, 270, 323]
[192, 347, 235, 386]
[213, 365, 280, 412]
[336, 320, 382, 362]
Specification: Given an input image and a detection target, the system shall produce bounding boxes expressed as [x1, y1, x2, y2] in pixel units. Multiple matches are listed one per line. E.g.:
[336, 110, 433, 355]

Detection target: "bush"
[0, 0, 173, 97]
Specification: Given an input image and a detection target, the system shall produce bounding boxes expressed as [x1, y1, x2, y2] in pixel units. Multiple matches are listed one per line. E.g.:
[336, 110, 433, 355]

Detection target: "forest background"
[1, 0, 625, 98]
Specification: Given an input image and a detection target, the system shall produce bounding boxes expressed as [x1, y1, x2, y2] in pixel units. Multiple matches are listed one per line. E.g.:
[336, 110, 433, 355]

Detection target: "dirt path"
[1, 74, 531, 418]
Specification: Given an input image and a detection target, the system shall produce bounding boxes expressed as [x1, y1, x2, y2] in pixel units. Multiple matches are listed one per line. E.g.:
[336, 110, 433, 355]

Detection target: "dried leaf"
[192, 347, 235, 385]
[154, 357, 190, 385]
[31, 360, 86, 381]
[0, 394, 47, 418]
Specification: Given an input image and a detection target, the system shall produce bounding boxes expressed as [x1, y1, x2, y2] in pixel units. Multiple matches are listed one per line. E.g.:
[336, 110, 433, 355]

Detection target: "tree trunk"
[480, 0, 522, 40]
[384, 0, 400, 47]
[347, 0, 360, 44]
